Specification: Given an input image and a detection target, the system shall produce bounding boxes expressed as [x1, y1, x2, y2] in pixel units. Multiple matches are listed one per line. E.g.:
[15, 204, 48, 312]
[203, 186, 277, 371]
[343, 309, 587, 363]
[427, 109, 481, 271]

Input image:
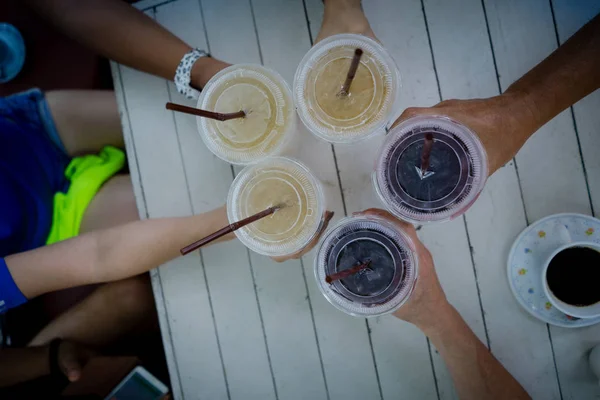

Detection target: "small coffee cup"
[542, 241, 600, 319]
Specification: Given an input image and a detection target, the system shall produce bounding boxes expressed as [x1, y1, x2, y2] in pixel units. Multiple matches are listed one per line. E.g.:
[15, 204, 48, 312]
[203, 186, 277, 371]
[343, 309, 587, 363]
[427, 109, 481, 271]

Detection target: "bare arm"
[419, 304, 529, 400]
[24, 0, 229, 89]
[393, 13, 600, 174]
[0, 347, 49, 387]
[6, 207, 230, 300]
[504, 12, 600, 142]
[0, 341, 96, 387]
[356, 209, 530, 400]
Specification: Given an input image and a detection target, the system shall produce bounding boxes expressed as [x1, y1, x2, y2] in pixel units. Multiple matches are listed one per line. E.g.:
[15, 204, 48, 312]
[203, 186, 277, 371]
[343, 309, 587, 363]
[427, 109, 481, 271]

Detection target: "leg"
[79, 174, 139, 233]
[29, 274, 156, 347]
[46, 90, 124, 157]
[29, 175, 152, 347]
[315, 0, 376, 44]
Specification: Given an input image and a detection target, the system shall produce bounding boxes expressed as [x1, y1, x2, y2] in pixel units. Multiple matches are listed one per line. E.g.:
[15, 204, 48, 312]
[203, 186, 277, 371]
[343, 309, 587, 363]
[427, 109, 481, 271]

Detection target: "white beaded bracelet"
[174, 48, 209, 99]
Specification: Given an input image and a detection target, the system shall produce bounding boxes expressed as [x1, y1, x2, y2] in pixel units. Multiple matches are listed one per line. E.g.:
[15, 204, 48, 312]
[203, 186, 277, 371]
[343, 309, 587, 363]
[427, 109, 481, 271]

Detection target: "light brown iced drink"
[294, 34, 399, 143]
[198, 64, 295, 164]
[228, 157, 325, 257]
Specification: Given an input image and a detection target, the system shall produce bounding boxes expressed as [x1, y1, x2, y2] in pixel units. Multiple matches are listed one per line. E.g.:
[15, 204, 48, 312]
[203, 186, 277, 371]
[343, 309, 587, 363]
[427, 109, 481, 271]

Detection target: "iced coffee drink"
[294, 34, 400, 143]
[198, 64, 296, 164]
[228, 157, 325, 257]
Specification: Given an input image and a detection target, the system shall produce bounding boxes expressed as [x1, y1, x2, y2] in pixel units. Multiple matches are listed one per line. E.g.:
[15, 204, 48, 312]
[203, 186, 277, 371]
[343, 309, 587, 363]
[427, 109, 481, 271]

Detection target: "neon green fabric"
[46, 146, 125, 245]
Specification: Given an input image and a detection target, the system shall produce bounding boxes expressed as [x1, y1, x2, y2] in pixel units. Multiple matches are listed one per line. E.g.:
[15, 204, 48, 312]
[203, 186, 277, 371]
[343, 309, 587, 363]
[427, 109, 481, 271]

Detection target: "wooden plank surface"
[113, 9, 228, 399]
[552, 0, 600, 216]
[547, 3, 600, 399]
[304, 1, 446, 399]
[484, 0, 591, 219]
[362, 2, 488, 399]
[483, 1, 599, 399]
[423, 0, 561, 398]
[110, 60, 185, 400]
[110, 0, 600, 398]
[155, 2, 278, 399]
[245, 1, 366, 398]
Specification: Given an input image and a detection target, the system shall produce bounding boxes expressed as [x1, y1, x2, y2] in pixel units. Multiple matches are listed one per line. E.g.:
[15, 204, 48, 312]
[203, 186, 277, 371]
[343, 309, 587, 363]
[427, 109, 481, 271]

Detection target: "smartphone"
[104, 366, 169, 400]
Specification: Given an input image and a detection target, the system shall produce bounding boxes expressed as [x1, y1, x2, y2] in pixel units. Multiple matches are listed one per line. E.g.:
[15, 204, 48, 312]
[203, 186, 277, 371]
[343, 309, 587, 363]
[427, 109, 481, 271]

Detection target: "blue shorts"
[11, 88, 70, 156]
[0, 259, 25, 313]
[0, 88, 72, 312]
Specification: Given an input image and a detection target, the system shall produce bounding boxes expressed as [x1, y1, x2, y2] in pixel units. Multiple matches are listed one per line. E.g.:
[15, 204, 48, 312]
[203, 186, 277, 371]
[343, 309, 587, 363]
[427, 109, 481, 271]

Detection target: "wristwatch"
[174, 48, 209, 100]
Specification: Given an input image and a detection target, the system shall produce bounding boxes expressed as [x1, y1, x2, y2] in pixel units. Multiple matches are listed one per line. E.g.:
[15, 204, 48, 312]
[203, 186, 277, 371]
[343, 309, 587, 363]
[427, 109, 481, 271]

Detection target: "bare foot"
[315, 0, 377, 43]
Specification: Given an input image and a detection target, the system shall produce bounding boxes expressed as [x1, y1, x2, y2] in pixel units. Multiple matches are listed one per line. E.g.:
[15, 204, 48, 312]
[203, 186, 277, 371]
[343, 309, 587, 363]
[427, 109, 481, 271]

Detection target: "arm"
[504, 12, 600, 140]
[393, 13, 600, 174]
[0, 340, 95, 387]
[419, 304, 529, 400]
[0, 347, 49, 387]
[24, 0, 229, 89]
[356, 209, 530, 400]
[7, 202, 332, 300]
[6, 207, 230, 300]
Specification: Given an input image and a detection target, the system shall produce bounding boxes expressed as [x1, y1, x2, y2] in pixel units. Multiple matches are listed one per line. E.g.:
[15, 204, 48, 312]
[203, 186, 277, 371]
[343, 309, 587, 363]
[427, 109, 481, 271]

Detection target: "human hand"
[57, 340, 97, 382]
[352, 208, 450, 329]
[272, 211, 334, 262]
[392, 93, 533, 176]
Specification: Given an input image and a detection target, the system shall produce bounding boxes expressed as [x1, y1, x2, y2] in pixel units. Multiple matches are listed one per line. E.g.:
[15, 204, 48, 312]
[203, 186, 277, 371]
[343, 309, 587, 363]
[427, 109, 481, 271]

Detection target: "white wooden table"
[111, 1, 600, 399]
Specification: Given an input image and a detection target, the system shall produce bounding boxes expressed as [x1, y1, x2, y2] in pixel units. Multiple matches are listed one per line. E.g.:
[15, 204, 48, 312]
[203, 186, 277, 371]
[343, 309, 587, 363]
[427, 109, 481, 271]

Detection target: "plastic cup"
[0, 24, 25, 84]
[197, 64, 296, 165]
[374, 115, 488, 223]
[294, 34, 400, 144]
[227, 156, 325, 257]
[314, 215, 418, 317]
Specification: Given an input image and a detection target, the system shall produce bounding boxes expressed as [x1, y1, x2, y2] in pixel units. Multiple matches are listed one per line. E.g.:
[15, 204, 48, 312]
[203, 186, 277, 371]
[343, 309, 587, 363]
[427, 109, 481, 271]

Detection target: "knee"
[108, 274, 154, 316]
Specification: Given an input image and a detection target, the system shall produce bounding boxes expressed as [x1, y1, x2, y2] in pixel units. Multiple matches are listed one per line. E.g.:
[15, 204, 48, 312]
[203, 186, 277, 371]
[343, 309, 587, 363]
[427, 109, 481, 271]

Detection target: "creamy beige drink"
[294, 34, 399, 143]
[198, 64, 295, 165]
[228, 157, 324, 257]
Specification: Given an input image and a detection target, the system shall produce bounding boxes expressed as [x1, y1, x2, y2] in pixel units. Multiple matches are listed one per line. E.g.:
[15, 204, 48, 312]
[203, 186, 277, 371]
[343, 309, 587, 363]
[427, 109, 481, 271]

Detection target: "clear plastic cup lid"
[198, 64, 296, 165]
[228, 156, 325, 257]
[294, 34, 400, 144]
[374, 115, 488, 223]
[314, 216, 418, 317]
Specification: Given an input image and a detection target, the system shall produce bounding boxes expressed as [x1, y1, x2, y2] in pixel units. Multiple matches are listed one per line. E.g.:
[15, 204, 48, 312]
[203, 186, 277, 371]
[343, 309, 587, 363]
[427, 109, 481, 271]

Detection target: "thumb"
[60, 353, 83, 382]
[390, 106, 435, 130]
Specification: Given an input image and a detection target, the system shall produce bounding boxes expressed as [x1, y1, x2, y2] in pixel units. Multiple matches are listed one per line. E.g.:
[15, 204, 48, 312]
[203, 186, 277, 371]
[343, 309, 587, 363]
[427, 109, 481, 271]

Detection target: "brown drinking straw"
[166, 102, 245, 121]
[326, 261, 372, 284]
[339, 48, 364, 96]
[420, 133, 435, 175]
[180, 205, 281, 255]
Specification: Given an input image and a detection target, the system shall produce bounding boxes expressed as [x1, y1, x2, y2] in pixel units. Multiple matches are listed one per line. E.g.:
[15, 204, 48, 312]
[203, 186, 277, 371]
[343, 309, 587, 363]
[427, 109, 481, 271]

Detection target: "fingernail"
[68, 371, 80, 382]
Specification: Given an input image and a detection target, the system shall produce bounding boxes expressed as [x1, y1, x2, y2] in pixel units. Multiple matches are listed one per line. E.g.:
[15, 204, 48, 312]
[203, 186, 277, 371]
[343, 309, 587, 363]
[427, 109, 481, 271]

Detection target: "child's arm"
[6, 207, 231, 300]
[24, 0, 229, 89]
[0, 341, 95, 387]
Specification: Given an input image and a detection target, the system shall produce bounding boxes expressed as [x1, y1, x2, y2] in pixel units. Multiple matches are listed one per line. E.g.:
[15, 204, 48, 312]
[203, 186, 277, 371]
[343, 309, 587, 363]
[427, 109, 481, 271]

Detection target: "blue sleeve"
[0, 258, 27, 313]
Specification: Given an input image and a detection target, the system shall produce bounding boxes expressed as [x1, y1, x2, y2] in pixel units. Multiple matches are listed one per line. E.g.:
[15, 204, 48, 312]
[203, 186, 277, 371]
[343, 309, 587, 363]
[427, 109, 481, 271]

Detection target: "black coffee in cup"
[546, 246, 600, 306]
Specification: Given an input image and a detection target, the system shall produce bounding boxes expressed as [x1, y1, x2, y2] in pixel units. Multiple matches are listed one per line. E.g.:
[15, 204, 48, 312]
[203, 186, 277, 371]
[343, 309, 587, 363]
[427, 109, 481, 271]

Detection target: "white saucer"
[507, 213, 600, 328]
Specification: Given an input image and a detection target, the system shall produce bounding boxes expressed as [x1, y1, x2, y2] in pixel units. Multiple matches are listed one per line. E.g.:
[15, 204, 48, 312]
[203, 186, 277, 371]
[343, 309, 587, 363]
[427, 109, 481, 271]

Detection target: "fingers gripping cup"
[198, 64, 296, 165]
[314, 216, 418, 317]
[294, 34, 400, 143]
[227, 157, 325, 257]
[374, 115, 488, 223]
